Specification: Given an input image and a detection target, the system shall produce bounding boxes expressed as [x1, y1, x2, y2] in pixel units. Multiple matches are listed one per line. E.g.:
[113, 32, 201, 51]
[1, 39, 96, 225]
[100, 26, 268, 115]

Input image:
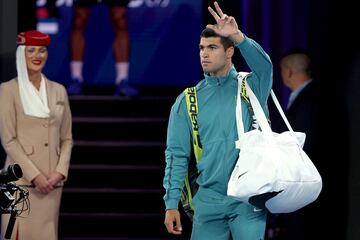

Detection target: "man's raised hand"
[207, 1, 244, 44]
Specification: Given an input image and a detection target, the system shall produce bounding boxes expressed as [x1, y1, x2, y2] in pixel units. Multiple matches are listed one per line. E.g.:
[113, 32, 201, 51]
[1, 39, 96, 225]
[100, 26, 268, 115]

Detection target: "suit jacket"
[0, 77, 73, 240]
[285, 81, 319, 158]
[0, 77, 72, 184]
[270, 81, 324, 240]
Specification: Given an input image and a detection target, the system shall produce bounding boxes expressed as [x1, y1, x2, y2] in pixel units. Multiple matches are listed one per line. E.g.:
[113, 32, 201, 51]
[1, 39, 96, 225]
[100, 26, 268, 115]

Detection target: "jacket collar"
[204, 65, 238, 86]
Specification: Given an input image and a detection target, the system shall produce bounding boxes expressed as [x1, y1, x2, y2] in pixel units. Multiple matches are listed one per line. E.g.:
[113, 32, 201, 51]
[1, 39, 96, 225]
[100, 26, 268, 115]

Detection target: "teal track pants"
[191, 188, 267, 240]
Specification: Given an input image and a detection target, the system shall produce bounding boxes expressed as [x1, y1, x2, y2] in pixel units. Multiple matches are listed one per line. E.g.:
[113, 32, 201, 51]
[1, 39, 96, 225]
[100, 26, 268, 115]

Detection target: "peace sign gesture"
[206, 1, 244, 44]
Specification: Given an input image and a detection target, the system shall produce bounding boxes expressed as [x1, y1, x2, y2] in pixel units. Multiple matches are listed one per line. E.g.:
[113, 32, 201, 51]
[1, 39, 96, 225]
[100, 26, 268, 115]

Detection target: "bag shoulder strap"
[184, 87, 202, 162]
[270, 90, 294, 132]
[238, 72, 250, 103]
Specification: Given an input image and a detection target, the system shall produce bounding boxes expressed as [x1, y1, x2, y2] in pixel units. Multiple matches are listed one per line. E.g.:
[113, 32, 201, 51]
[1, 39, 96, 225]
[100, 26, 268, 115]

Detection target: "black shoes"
[114, 81, 139, 97]
[67, 79, 139, 97]
[67, 80, 83, 95]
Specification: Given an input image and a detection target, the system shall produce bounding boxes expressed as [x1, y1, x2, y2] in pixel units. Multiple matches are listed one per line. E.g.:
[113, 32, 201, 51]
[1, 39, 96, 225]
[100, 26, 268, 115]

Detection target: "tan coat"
[0, 78, 73, 240]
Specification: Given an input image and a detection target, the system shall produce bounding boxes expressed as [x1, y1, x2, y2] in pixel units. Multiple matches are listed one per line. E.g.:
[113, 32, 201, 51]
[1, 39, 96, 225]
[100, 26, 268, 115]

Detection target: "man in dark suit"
[279, 48, 319, 157]
[267, 48, 323, 240]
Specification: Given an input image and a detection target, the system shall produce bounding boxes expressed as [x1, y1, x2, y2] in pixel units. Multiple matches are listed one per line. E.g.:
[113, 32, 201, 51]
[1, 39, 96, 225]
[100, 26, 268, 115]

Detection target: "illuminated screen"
[38, 0, 203, 88]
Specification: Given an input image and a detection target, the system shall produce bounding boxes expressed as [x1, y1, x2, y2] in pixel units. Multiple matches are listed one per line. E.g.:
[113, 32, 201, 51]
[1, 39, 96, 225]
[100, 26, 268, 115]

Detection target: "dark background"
[1, 0, 359, 239]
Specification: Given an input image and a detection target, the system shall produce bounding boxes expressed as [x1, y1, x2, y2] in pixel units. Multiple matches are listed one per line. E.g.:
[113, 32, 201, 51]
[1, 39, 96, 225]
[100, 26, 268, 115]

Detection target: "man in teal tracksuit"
[163, 2, 273, 239]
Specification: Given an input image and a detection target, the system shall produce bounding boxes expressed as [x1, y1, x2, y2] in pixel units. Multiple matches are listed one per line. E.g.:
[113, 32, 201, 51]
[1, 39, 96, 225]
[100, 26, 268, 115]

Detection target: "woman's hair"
[200, 28, 235, 50]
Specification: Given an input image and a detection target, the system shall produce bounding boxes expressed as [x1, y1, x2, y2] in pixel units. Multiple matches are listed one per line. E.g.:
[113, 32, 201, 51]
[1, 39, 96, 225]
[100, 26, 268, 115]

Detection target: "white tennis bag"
[227, 74, 322, 213]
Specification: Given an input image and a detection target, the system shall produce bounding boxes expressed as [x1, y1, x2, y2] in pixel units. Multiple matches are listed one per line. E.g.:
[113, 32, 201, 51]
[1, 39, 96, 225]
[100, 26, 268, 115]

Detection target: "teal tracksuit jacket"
[163, 36, 273, 238]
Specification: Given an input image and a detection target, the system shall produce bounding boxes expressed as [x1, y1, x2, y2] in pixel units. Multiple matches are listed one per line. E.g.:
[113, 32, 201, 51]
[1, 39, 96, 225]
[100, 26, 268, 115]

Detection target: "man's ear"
[226, 46, 235, 59]
[282, 65, 291, 79]
[287, 67, 294, 78]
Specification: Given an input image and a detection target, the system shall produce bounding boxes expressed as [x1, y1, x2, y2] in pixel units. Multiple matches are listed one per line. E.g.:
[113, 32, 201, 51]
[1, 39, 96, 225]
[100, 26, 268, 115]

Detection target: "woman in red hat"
[0, 30, 73, 240]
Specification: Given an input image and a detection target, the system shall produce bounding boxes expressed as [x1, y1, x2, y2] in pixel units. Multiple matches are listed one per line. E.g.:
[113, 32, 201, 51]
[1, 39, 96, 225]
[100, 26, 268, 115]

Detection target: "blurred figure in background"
[68, 0, 138, 96]
[267, 48, 323, 240]
[0, 30, 73, 240]
[279, 48, 318, 154]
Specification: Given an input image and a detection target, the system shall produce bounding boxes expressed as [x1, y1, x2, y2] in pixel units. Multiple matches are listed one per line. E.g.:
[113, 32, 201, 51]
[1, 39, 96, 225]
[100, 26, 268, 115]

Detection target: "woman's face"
[25, 45, 48, 74]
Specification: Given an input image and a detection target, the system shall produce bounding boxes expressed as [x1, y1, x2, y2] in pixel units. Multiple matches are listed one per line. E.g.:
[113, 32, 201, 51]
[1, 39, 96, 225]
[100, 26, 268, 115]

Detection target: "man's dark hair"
[200, 28, 235, 50]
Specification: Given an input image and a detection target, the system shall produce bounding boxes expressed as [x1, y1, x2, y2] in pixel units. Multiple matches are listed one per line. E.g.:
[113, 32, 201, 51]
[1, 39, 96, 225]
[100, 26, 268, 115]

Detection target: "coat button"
[44, 143, 48, 147]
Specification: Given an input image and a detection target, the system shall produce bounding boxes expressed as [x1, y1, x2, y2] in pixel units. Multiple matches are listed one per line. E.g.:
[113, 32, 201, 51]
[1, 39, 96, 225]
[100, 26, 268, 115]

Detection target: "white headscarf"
[16, 45, 50, 118]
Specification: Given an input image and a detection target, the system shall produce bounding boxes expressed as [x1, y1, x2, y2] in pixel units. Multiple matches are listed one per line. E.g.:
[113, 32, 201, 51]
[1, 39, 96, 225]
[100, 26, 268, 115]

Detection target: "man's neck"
[209, 62, 232, 77]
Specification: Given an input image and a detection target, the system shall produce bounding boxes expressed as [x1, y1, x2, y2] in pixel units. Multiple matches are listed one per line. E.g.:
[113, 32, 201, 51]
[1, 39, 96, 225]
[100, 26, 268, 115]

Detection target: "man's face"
[280, 62, 292, 89]
[199, 37, 229, 76]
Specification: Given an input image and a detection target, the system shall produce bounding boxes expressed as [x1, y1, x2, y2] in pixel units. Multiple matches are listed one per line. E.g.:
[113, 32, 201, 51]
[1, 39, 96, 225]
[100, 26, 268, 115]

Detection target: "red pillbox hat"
[17, 30, 51, 46]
